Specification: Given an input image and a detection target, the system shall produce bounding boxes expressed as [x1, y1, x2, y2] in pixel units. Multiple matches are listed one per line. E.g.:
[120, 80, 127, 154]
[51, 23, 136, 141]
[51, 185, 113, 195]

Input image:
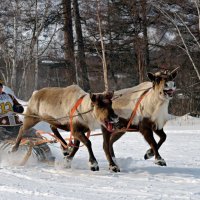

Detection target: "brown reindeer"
[102, 68, 178, 172]
[11, 85, 119, 171]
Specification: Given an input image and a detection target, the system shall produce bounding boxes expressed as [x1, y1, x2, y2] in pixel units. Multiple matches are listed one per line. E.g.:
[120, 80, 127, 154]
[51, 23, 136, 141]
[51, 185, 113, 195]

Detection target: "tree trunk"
[134, 0, 149, 83]
[136, 43, 145, 83]
[141, 0, 149, 73]
[62, 0, 76, 84]
[73, 0, 90, 91]
[107, 0, 118, 89]
[11, 1, 19, 93]
[34, 0, 39, 90]
[97, 0, 109, 92]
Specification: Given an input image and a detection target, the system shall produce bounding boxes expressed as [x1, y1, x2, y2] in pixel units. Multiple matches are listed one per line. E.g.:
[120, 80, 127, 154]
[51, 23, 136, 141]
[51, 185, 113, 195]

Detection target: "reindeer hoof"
[91, 166, 99, 171]
[109, 165, 120, 172]
[155, 158, 167, 166]
[144, 149, 154, 160]
[63, 156, 72, 168]
[11, 145, 18, 152]
[89, 161, 99, 171]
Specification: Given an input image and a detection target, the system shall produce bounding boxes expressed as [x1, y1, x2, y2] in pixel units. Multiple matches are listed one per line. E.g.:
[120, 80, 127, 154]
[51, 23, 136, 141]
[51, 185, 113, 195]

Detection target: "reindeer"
[102, 68, 178, 172]
[11, 85, 119, 171]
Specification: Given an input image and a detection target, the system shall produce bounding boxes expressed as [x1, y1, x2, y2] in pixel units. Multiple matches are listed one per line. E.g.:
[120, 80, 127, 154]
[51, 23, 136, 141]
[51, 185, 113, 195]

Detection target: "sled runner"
[0, 127, 55, 166]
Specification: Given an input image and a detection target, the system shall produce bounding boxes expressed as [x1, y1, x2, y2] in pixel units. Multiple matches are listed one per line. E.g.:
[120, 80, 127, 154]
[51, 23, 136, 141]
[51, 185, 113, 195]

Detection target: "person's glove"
[13, 104, 24, 113]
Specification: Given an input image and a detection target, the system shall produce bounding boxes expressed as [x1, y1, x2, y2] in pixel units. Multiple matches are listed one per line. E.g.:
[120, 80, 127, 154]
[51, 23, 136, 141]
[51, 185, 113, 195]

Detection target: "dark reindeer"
[102, 68, 178, 172]
[12, 85, 119, 171]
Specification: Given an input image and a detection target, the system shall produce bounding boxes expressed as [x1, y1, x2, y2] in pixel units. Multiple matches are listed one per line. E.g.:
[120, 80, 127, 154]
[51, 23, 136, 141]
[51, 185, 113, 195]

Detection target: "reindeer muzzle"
[105, 116, 119, 132]
[164, 89, 175, 97]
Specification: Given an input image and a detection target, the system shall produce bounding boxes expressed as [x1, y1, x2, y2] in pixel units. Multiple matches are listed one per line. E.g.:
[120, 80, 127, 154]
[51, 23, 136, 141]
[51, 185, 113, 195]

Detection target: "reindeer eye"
[102, 99, 110, 104]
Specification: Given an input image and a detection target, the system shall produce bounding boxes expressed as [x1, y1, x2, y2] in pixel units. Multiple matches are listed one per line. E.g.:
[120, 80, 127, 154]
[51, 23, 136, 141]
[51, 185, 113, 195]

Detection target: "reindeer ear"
[90, 93, 97, 103]
[147, 72, 156, 82]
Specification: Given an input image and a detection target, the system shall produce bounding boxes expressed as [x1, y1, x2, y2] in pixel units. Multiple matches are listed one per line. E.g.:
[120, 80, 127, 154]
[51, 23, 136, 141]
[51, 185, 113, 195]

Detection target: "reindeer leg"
[11, 126, 24, 152]
[50, 125, 81, 168]
[144, 128, 166, 160]
[50, 125, 70, 156]
[12, 117, 39, 152]
[109, 131, 125, 166]
[155, 128, 167, 149]
[74, 131, 99, 171]
[63, 139, 80, 168]
[67, 139, 80, 158]
[101, 126, 120, 172]
[139, 119, 166, 166]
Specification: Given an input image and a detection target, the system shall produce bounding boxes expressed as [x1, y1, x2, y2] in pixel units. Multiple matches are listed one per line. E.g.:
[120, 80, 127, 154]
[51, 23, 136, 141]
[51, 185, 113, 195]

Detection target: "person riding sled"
[0, 80, 55, 163]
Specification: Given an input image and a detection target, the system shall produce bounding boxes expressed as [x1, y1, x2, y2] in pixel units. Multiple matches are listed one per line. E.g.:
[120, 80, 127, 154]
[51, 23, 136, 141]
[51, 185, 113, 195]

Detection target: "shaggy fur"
[102, 69, 178, 172]
[12, 85, 118, 171]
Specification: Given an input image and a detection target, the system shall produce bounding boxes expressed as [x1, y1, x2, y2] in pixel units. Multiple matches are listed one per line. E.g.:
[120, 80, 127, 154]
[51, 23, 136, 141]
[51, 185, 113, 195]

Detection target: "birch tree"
[96, 0, 109, 92]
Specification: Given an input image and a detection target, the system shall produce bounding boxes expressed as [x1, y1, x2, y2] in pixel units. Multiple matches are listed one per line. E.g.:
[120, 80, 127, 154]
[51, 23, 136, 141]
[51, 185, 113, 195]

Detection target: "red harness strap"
[126, 88, 151, 130]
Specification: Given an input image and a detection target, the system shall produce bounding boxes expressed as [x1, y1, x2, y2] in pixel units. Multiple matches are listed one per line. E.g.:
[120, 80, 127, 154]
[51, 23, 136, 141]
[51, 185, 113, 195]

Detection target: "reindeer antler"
[170, 66, 180, 74]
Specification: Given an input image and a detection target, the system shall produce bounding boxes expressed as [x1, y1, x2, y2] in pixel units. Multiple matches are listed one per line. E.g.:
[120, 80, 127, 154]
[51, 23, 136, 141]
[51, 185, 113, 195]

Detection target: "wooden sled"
[0, 135, 56, 166]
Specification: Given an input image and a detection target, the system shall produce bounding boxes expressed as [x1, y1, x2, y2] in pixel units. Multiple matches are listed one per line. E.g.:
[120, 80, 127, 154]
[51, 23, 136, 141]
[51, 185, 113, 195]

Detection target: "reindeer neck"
[144, 90, 170, 129]
[78, 94, 100, 130]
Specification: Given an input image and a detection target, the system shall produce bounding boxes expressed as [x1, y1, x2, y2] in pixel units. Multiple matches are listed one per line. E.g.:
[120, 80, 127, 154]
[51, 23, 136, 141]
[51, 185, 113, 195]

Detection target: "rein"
[14, 88, 150, 165]
[112, 87, 152, 101]
[15, 88, 151, 155]
[15, 101, 93, 123]
[20, 88, 151, 148]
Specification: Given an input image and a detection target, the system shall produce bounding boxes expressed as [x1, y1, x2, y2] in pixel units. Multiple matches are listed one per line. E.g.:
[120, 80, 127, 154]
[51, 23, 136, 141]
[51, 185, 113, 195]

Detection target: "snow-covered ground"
[1, 86, 200, 199]
[0, 114, 199, 200]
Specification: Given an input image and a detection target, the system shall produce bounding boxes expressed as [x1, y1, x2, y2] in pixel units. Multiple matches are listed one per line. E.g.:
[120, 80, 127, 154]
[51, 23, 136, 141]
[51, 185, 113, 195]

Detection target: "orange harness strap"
[24, 90, 150, 148]
[36, 129, 91, 148]
[126, 88, 151, 130]
[69, 95, 88, 145]
[35, 130, 68, 149]
[23, 90, 150, 149]
[35, 95, 90, 149]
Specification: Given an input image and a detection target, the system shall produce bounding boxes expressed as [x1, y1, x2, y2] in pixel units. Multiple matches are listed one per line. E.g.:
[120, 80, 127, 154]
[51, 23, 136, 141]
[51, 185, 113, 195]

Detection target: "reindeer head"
[147, 68, 178, 100]
[90, 91, 119, 132]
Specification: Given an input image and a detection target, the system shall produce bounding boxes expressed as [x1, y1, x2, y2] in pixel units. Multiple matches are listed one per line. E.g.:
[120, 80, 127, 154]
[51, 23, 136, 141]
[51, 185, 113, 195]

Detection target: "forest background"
[0, 0, 199, 116]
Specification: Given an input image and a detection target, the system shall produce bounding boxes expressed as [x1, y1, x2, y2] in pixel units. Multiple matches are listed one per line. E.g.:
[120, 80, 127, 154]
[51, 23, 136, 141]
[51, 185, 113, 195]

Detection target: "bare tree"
[11, 0, 19, 92]
[17, 0, 53, 96]
[154, 2, 200, 81]
[96, 0, 108, 92]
